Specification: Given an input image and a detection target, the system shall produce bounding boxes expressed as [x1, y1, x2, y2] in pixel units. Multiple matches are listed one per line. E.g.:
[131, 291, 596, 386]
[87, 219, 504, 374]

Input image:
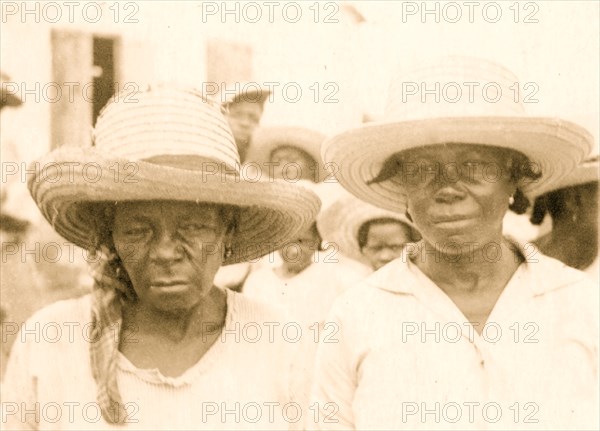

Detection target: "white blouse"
[2, 288, 297, 430]
[311, 250, 599, 430]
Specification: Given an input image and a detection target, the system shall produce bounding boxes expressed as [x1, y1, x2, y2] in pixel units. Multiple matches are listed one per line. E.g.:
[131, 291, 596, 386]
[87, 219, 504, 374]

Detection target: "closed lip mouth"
[431, 215, 474, 223]
[150, 281, 189, 287]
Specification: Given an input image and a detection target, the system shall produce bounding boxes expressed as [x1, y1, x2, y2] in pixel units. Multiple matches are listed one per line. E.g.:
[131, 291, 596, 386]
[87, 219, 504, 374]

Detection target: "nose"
[377, 248, 397, 263]
[149, 230, 184, 263]
[237, 116, 252, 129]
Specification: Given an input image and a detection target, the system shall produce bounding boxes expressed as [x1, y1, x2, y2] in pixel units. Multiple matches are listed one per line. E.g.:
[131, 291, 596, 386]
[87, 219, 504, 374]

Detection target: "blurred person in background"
[212, 85, 271, 292]
[0, 191, 39, 381]
[243, 181, 358, 431]
[3, 85, 320, 430]
[220, 84, 270, 163]
[246, 126, 328, 183]
[318, 194, 421, 272]
[216, 126, 329, 292]
[312, 57, 598, 430]
[529, 156, 599, 281]
[0, 72, 47, 379]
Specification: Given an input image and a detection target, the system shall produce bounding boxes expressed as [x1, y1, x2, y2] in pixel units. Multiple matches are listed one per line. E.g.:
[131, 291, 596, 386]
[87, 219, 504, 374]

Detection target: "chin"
[141, 289, 203, 315]
[151, 297, 199, 315]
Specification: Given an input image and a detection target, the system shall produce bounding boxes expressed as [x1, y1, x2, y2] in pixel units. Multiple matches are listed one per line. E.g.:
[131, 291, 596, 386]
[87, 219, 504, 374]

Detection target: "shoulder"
[526, 255, 599, 329]
[24, 293, 93, 326]
[529, 253, 598, 295]
[227, 288, 288, 323]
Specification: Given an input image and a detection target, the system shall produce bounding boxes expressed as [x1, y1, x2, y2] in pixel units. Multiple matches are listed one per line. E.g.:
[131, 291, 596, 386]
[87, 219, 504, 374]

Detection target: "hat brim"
[322, 117, 593, 213]
[532, 158, 599, 197]
[247, 127, 329, 183]
[222, 88, 272, 107]
[28, 147, 320, 264]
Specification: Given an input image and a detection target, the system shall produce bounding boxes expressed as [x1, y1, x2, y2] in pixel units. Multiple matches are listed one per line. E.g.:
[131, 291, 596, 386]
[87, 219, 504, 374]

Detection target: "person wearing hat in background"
[215, 126, 329, 292]
[243, 180, 358, 431]
[318, 194, 421, 272]
[528, 156, 599, 282]
[246, 126, 329, 183]
[221, 83, 271, 164]
[2, 85, 320, 430]
[212, 84, 271, 292]
[0, 190, 40, 381]
[0, 71, 47, 381]
[311, 57, 598, 430]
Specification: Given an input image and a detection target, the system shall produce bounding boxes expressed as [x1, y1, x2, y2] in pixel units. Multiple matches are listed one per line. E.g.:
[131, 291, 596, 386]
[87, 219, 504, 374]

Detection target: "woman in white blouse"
[2, 85, 320, 430]
[311, 57, 598, 430]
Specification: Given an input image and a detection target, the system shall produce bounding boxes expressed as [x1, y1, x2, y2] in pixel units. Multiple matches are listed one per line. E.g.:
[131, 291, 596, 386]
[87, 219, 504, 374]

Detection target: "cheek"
[477, 184, 512, 220]
[113, 236, 141, 260]
[405, 195, 429, 225]
[185, 243, 222, 271]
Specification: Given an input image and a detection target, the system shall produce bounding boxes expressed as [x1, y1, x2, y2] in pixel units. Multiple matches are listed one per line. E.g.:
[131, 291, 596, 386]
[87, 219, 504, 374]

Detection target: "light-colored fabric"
[584, 255, 599, 284]
[243, 253, 370, 430]
[243, 252, 368, 327]
[2, 289, 295, 430]
[311, 249, 599, 430]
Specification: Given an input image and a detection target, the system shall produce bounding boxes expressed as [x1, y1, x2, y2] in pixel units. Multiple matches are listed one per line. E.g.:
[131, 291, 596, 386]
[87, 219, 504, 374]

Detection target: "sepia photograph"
[1, 1, 599, 430]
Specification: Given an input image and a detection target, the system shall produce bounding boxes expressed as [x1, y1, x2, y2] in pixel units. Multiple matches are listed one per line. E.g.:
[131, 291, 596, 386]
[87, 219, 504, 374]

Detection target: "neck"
[122, 286, 227, 342]
[412, 236, 522, 293]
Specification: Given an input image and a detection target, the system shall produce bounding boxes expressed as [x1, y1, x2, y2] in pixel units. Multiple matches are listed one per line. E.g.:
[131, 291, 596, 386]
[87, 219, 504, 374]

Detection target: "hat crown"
[92, 84, 240, 169]
[385, 56, 526, 120]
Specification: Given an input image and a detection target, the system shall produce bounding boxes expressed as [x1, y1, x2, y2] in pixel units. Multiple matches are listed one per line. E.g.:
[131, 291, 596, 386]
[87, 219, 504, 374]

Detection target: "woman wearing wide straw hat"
[528, 156, 599, 281]
[2, 84, 320, 430]
[317, 194, 421, 272]
[245, 126, 329, 183]
[311, 57, 598, 430]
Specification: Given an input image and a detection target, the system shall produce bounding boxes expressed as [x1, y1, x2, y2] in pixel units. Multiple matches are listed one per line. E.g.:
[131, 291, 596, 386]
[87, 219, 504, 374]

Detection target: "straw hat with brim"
[317, 194, 417, 264]
[247, 126, 329, 183]
[28, 85, 320, 264]
[321, 56, 594, 214]
[1, 71, 22, 108]
[531, 156, 599, 198]
[220, 82, 272, 107]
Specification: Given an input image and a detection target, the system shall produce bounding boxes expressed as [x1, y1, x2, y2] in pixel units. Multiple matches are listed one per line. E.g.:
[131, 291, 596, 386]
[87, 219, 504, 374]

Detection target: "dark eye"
[122, 226, 151, 240]
[180, 223, 205, 233]
[178, 223, 218, 239]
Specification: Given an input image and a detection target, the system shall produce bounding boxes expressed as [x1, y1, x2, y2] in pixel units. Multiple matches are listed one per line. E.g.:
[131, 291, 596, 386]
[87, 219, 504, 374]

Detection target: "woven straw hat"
[246, 126, 329, 183]
[317, 194, 417, 264]
[27, 84, 320, 264]
[322, 56, 594, 213]
[531, 156, 599, 198]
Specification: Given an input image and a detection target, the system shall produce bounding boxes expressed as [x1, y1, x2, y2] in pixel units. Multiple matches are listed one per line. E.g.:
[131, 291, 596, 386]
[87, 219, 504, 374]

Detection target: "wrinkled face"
[270, 146, 317, 182]
[361, 222, 413, 270]
[226, 101, 263, 161]
[112, 201, 231, 314]
[397, 144, 517, 251]
[278, 225, 321, 273]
